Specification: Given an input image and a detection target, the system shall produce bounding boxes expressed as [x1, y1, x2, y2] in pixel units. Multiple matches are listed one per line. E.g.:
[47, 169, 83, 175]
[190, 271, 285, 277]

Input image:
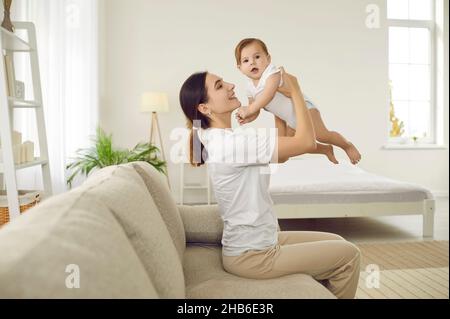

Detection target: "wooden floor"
[355, 241, 448, 299]
[279, 197, 449, 299]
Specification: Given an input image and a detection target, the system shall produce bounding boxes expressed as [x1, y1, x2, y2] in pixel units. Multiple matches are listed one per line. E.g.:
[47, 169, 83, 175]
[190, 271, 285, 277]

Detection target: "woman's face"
[200, 73, 241, 116]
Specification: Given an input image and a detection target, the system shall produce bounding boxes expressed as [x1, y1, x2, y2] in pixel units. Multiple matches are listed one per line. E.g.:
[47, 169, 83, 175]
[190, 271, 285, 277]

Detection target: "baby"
[235, 38, 361, 165]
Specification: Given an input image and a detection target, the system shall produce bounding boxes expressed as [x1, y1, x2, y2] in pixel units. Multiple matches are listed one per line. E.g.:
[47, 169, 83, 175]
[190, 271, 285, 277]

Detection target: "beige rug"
[355, 241, 449, 299]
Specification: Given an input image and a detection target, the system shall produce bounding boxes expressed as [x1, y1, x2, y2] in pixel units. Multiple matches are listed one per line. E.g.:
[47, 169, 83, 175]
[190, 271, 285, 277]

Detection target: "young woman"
[179, 68, 361, 299]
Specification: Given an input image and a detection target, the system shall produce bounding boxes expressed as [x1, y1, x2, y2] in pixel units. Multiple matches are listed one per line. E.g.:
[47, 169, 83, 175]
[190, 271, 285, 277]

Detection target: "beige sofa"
[0, 162, 335, 298]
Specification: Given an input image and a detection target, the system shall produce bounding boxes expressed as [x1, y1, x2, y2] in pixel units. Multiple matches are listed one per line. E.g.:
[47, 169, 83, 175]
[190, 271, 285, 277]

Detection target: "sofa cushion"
[178, 205, 223, 244]
[83, 164, 185, 298]
[184, 245, 336, 299]
[0, 189, 158, 298]
[132, 162, 185, 260]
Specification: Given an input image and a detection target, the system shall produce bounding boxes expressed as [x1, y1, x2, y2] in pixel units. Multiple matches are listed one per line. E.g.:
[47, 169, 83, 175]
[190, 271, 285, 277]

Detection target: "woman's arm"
[273, 69, 317, 163]
[274, 115, 287, 137]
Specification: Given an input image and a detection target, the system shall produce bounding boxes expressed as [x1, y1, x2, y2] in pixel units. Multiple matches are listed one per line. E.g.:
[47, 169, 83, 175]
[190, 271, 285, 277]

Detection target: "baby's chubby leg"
[308, 109, 361, 165]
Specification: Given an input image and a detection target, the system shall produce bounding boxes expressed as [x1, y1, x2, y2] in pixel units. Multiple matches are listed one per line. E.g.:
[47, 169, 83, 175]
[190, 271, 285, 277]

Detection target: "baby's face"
[238, 42, 271, 81]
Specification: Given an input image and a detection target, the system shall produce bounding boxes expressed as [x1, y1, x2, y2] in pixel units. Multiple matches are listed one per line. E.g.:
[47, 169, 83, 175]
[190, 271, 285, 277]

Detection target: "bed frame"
[273, 199, 435, 238]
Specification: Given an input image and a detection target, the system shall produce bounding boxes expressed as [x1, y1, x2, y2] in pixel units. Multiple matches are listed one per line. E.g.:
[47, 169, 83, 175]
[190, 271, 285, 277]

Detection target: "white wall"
[99, 0, 449, 203]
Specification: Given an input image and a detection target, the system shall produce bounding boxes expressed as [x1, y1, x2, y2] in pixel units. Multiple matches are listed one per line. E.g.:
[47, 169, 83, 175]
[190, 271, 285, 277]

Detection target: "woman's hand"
[277, 67, 301, 98]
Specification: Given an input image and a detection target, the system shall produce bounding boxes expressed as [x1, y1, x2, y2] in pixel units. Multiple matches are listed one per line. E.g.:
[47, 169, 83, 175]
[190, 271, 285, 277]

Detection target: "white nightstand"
[179, 162, 211, 205]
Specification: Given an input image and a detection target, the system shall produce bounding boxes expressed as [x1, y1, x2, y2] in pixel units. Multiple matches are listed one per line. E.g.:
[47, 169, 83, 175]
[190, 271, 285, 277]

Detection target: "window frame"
[387, 0, 437, 145]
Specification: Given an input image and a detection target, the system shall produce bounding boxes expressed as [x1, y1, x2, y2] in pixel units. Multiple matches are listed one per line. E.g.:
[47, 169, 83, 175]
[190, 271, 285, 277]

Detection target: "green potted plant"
[66, 127, 167, 188]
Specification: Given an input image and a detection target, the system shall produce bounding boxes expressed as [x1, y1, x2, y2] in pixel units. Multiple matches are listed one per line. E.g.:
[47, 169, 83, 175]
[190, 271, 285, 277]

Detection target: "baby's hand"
[235, 107, 246, 126]
[237, 106, 251, 120]
[236, 114, 245, 126]
[235, 107, 260, 125]
[235, 107, 250, 125]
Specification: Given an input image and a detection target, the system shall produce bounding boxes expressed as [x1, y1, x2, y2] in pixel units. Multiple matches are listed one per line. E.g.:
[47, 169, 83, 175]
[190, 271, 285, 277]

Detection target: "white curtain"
[8, 0, 99, 194]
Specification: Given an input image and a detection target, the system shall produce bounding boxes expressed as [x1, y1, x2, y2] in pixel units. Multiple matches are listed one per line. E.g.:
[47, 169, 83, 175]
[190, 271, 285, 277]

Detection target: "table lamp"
[140, 92, 170, 188]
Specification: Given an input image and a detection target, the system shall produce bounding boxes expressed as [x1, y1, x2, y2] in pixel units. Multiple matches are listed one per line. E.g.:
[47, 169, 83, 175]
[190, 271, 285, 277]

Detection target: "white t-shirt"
[246, 63, 317, 130]
[198, 127, 279, 257]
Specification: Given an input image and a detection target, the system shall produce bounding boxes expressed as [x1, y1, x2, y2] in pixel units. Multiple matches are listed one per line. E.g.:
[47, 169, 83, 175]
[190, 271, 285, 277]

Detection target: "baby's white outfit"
[246, 63, 317, 130]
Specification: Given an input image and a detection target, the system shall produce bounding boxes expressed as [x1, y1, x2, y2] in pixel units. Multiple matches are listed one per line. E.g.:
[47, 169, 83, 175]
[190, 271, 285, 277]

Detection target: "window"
[387, 0, 436, 144]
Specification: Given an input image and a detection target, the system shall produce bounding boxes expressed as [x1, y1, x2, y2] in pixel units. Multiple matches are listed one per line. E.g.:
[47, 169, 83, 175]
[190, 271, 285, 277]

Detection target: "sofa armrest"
[177, 205, 223, 245]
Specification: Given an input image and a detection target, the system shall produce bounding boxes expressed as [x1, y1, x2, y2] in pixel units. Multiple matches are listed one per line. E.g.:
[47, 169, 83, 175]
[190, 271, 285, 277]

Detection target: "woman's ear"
[197, 103, 209, 116]
[268, 55, 272, 64]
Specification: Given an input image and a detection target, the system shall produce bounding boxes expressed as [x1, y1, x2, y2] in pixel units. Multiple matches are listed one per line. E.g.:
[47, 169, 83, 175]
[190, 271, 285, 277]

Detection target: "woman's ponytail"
[187, 122, 207, 166]
[180, 72, 210, 167]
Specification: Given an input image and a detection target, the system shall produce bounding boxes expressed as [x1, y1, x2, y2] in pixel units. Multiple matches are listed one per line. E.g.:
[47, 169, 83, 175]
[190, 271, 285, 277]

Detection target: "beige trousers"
[222, 231, 361, 299]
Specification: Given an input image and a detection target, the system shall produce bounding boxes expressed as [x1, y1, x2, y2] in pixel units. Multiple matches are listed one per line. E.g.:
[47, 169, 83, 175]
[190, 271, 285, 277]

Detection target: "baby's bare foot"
[324, 144, 339, 164]
[344, 142, 361, 165]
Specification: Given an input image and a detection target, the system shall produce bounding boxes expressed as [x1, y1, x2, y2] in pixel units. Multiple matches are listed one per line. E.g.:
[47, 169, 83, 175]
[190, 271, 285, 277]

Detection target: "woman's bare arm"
[273, 69, 317, 163]
[274, 116, 287, 137]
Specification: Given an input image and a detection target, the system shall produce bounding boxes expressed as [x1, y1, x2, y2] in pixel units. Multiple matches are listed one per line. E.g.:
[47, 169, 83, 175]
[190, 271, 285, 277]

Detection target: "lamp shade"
[140, 92, 169, 113]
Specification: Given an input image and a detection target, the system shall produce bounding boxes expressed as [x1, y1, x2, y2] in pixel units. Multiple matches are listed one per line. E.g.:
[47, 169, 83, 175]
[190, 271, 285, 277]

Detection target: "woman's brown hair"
[179, 72, 210, 166]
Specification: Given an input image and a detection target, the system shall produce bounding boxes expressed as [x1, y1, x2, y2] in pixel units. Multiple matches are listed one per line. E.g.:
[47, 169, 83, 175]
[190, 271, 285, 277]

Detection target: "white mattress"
[268, 158, 433, 205]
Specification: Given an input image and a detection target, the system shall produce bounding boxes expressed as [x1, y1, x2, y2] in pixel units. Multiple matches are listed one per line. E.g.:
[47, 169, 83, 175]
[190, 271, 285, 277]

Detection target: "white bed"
[268, 157, 435, 238]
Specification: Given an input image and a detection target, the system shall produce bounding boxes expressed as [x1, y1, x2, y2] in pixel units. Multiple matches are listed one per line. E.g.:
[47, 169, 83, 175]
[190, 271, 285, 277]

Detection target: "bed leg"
[423, 199, 435, 238]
